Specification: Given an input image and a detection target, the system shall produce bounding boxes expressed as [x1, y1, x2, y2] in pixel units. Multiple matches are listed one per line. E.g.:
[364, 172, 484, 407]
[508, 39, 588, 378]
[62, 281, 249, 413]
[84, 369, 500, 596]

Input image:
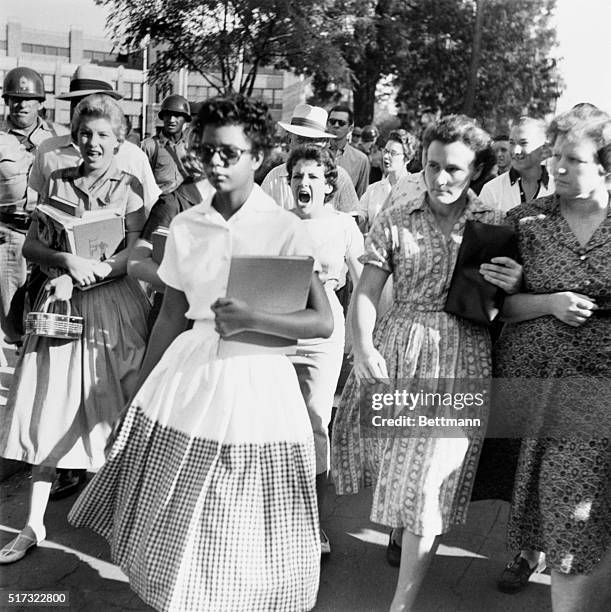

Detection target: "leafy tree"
[309, 0, 562, 130]
[95, 0, 349, 96]
[309, 0, 409, 125]
[392, 0, 563, 130]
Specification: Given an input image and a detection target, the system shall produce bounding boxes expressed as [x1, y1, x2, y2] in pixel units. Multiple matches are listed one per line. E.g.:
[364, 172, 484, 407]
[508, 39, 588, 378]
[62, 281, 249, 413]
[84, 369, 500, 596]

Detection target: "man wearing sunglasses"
[327, 105, 370, 198]
[261, 103, 359, 213]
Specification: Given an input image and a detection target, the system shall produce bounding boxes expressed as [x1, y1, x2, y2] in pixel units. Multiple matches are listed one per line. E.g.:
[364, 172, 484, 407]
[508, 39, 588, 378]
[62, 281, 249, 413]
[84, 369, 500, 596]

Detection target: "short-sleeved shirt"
[334, 144, 370, 198]
[504, 194, 610, 304]
[358, 176, 392, 225]
[34, 160, 145, 274]
[141, 132, 189, 195]
[261, 162, 359, 213]
[300, 211, 363, 291]
[158, 183, 318, 321]
[29, 134, 161, 212]
[362, 190, 503, 311]
[140, 179, 214, 242]
[0, 117, 69, 209]
[479, 166, 555, 213]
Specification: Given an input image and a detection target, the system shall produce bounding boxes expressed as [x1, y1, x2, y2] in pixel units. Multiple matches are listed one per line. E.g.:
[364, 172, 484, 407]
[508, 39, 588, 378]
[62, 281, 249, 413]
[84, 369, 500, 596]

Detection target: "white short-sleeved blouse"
[158, 183, 318, 320]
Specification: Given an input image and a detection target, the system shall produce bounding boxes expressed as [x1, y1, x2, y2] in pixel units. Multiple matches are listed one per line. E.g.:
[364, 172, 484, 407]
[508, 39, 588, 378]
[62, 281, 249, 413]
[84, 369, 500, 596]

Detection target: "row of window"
[186, 85, 282, 107]
[22, 43, 69, 57]
[83, 49, 116, 63]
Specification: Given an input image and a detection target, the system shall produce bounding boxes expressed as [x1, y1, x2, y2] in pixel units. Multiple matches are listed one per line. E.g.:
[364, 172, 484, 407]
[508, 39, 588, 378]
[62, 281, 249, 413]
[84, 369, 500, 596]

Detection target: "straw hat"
[55, 64, 122, 100]
[278, 104, 335, 139]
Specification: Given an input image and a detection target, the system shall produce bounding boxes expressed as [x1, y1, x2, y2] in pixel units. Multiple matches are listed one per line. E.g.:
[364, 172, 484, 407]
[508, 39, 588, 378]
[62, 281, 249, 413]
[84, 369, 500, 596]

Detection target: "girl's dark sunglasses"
[199, 144, 251, 165]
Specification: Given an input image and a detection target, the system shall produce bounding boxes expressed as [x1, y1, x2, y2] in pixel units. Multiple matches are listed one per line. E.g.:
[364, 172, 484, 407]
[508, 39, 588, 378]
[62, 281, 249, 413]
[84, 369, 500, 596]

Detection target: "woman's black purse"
[444, 220, 519, 325]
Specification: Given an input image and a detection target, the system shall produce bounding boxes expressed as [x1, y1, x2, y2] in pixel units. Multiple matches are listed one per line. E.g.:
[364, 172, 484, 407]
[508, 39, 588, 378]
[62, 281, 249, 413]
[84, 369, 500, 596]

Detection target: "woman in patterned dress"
[0, 94, 150, 564]
[69, 95, 333, 612]
[331, 115, 522, 611]
[494, 106, 611, 611]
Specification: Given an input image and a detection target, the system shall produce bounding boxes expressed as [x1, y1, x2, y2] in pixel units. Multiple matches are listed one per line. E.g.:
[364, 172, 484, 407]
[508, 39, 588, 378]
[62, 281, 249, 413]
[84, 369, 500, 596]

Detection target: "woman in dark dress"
[494, 105, 611, 611]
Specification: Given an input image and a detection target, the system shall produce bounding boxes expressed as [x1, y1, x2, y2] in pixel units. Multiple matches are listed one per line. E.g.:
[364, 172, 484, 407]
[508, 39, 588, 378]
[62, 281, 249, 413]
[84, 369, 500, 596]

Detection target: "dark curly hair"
[286, 146, 338, 203]
[422, 114, 491, 169]
[548, 105, 611, 172]
[191, 94, 275, 159]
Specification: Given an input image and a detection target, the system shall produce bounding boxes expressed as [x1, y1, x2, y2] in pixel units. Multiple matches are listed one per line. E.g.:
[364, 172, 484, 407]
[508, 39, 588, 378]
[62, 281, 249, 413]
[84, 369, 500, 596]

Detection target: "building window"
[22, 43, 68, 57]
[58, 109, 71, 126]
[83, 50, 116, 63]
[132, 83, 143, 101]
[187, 85, 210, 101]
[43, 74, 55, 94]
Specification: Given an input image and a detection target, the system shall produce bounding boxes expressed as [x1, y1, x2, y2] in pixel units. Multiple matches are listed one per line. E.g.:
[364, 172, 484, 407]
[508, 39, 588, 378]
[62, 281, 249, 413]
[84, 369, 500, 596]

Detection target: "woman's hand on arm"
[212, 272, 334, 341]
[479, 256, 523, 294]
[502, 291, 597, 326]
[351, 264, 390, 381]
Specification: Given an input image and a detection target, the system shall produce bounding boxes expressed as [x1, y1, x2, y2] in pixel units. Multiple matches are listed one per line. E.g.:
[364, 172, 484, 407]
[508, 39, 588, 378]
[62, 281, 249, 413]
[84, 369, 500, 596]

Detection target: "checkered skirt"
[69, 325, 319, 611]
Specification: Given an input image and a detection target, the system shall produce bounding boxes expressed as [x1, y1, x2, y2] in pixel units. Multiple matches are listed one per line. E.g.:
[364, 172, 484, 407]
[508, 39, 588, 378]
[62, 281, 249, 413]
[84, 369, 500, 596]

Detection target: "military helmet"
[158, 95, 191, 121]
[360, 125, 379, 143]
[2, 67, 46, 102]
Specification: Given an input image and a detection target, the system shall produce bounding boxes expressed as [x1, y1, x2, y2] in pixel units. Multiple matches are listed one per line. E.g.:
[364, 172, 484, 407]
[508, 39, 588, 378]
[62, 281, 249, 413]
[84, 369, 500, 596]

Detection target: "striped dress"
[331, 191, 503, 535]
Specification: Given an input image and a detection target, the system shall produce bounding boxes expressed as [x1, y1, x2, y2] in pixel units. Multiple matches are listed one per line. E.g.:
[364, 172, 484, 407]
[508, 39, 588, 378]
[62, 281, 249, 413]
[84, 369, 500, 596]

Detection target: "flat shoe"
[497, 553, 546, 593]
[386, 530, 401, 567]
[0, 526, 45, 565]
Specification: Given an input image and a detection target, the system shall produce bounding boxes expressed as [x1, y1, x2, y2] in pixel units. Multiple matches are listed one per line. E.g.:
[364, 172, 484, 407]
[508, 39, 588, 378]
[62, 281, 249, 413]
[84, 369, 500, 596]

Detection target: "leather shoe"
[497, 553, 545, 593]
[386, 530, 401, 567]
[49, 469, 87, 501]
[0, 525, 45, 565]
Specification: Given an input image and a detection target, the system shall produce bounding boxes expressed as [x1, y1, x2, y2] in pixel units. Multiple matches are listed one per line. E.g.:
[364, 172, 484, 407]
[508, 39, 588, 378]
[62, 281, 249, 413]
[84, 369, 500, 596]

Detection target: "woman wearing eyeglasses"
[357, 130, 416, 233]
[69, 95, 333, 612]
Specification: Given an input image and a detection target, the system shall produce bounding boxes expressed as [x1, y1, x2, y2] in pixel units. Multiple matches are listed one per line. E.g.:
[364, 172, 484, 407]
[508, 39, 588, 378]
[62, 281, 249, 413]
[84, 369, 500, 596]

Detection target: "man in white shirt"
[261, 104, 359, 213]
[479, 117, 554, 213]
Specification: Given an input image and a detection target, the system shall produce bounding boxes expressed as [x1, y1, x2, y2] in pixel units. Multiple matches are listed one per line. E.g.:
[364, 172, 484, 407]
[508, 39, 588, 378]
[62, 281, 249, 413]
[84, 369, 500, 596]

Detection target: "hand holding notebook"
[216, 255, 314, 357]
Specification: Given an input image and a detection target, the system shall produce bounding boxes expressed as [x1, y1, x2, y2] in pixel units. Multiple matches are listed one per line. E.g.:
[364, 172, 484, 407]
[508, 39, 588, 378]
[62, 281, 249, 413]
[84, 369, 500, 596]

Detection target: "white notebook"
[217, 255, 314, 358]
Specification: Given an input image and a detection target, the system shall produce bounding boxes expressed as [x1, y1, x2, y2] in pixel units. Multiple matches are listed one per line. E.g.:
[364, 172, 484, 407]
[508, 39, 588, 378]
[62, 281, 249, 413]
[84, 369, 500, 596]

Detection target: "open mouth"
[297, 190, 311, 204]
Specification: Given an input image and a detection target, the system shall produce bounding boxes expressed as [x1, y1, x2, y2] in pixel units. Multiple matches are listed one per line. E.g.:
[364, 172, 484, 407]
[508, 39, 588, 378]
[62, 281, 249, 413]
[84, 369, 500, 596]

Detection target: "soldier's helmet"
[2, 67, 46, 102]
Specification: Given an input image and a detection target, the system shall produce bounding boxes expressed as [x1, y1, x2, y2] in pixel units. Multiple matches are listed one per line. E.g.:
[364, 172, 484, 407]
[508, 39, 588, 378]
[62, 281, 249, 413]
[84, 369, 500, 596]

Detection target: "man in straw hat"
[261, 103, 359, 212]
[29, 64, 160, 214]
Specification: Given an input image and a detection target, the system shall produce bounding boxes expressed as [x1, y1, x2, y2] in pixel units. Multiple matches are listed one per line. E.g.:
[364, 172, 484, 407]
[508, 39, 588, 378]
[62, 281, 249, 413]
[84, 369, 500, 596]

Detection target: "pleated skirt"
[0, 276, 150, 470]
[69, 321, 320, 612]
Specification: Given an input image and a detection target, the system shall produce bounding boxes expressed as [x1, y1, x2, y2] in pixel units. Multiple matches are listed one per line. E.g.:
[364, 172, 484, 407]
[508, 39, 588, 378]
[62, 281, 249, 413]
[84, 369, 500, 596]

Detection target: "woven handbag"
[25, 297, 83, 340]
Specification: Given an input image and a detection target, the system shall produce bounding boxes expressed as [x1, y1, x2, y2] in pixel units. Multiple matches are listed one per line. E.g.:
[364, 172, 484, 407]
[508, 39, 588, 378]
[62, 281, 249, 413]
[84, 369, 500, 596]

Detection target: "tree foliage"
[309, 0, 562, 130]
[97, 0, 563, 131]
[95, 0, 349, 95]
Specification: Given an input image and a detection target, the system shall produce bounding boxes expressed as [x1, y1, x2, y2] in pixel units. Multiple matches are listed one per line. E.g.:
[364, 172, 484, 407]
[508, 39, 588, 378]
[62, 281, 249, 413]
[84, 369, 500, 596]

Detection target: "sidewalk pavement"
[0, 340, 551, 612]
